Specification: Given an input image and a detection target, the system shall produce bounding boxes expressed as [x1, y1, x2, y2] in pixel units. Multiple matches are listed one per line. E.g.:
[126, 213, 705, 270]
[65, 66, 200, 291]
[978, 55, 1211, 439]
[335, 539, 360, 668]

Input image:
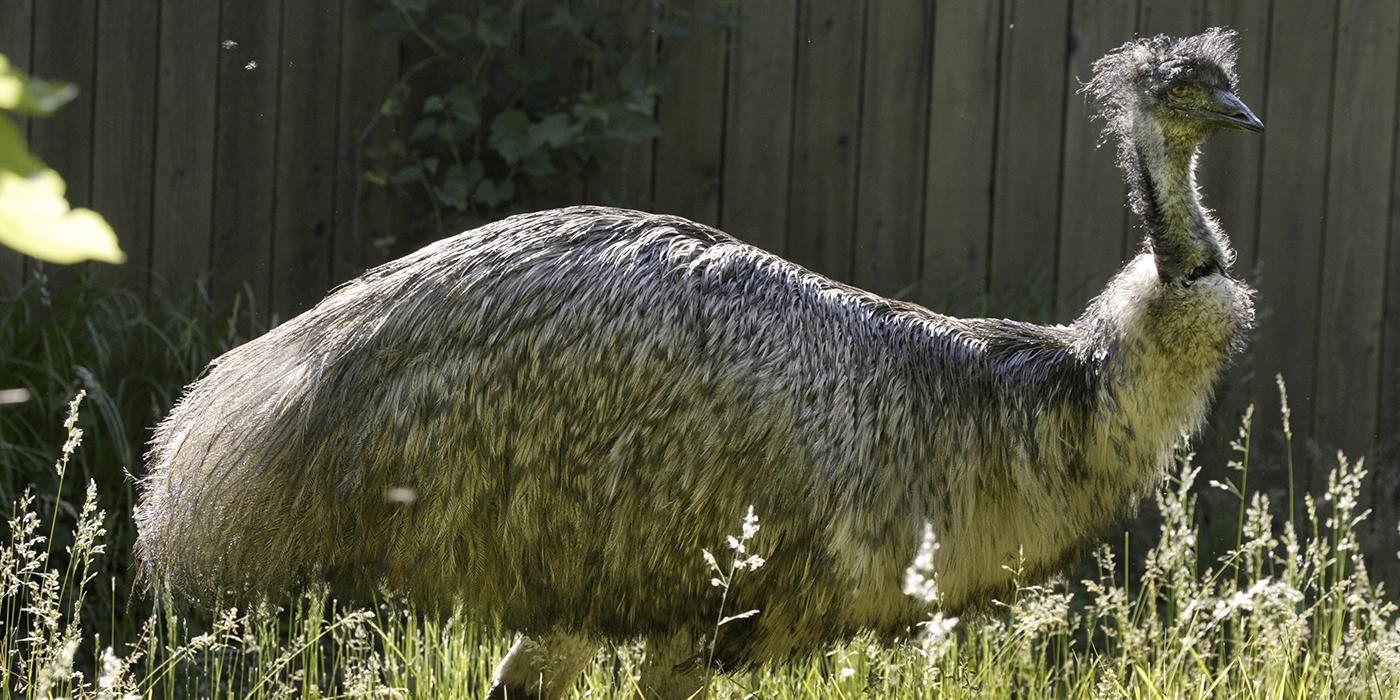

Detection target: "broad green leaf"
[529, 112, 580, 149]
[604, 106, 661, 143]
[435, 161, 483, 211]
[408, 117, 439, 143]
[444, 86, 480, 128]
[0, 54, 78, 116]
[362, 169, 389, 186]
[0, 169, 123, 264]
[488, 109, 532, 165]
[435, 14, 473, 44]
[0, 114, 43, 176]
[381, 82, 410, 117]
[520, 150, 554, 178]
[544, 5, 579, 36]
[368, 9, 407, 35]
[389, 164, 423, 186]
[437, 118, 475, 142]
[505, 56, 551, 86]
[472, 177, 514, 208]
[475, 6, 517, 48]
[387, 0, 435, 15]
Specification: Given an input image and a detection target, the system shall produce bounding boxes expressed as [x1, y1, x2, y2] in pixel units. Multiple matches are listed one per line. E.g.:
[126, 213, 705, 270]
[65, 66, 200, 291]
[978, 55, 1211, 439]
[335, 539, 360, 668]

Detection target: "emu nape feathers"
[137, 28, 1259, 698]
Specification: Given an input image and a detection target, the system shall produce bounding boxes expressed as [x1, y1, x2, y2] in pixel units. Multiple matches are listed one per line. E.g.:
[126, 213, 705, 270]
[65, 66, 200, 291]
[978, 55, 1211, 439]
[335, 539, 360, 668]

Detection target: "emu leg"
[486, 633, 598, 700]
[636, 634, 706, 699]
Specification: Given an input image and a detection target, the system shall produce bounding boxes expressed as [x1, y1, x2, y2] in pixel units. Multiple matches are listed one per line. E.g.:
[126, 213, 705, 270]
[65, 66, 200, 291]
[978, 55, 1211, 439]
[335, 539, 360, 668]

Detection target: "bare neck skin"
[1126, 117, 1226, 281]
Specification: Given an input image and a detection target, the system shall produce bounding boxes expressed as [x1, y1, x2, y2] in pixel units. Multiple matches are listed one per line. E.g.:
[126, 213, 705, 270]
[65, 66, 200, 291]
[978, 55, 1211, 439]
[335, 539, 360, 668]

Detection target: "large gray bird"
[137, 28, 1261, 699]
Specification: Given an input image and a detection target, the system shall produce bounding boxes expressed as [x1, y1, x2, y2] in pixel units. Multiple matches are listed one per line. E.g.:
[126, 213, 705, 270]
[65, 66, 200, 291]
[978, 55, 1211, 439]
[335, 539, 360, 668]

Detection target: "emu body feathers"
[137, 28, 1259, 698]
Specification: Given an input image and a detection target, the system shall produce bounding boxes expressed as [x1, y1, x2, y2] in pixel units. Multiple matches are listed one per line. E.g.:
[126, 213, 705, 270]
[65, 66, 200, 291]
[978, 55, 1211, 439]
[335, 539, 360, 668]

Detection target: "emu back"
[140, 200, 1249, 671]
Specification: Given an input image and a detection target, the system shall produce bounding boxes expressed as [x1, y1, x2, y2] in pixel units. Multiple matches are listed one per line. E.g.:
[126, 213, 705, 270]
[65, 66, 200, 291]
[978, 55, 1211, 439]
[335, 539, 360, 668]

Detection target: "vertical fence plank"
[786, 0, 865, 282]
[1251, 0, 1336, 496]
[1136, 0, 1202, 37]
[1199, 0, 1270, 272]
[28, 0, 97, 285]
[920, 0, 1000, 311]
[91, 0, 159, 283]
[28, 0, 96, 207]
[0, 0, 33, 288]
[272, 2, 342, 317]
[211, 0, 281, 315]
[851, 0, 932, 299]
[1316, 2, 1398, 463]
[333, 0, 399, 279]
[652, 0, 727, 226]
[719, 0, 796, 254]
[1377, 82, 1400, 590]
[150, 1, 218, 297]
[594, 4, 657, 209]
[989, 0, 1070, 309]
[1054, 0, 1134, 322]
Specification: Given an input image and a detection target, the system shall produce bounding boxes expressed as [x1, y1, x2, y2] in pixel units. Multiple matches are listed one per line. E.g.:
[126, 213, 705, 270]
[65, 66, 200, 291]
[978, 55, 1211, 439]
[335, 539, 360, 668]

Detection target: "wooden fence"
[2, 0, 1398, 578]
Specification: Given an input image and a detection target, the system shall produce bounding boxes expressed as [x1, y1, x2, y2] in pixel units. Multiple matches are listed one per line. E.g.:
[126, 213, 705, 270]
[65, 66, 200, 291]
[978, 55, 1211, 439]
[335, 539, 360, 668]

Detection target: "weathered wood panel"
[719, 0, 797, 254]
[0, 0, 33, 288]
[210, 0, 281, 311]
[785, 0, 865, 282]
[1137, 0, 1202, 39]
[272, 2, 342, 316]
[1251, 0, 1337, 497]
[1055, 0, 1135, 321]
[332, 0, 400, 280]
[852, 0, 932, 300]
[1376, 90, 1400, 589]
[1199, 0, 1270, 272]
[27, 0, 97, 285]
[652, 0, 728, 226]
[91, 0, 159, 283]
[920, 0, 1000, 310]
[989, 0, 1070, 308]
[150, 0, 218, 296]
[1315, 2, 1398, 469]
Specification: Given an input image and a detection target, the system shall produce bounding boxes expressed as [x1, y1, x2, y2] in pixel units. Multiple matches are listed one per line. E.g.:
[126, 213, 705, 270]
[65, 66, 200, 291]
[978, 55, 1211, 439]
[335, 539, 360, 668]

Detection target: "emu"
[136, 29, 1261, 698]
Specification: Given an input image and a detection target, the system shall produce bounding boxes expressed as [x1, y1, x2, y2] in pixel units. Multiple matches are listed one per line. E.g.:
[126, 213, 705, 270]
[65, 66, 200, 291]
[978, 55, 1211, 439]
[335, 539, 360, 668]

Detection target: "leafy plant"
[0, 54, 122, 265]
[361, 0, 737, 241]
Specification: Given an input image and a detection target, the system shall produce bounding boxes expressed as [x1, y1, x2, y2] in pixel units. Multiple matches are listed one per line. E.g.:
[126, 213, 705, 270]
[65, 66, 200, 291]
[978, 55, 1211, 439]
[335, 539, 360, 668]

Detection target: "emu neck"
[1127, 119, 1218, 280]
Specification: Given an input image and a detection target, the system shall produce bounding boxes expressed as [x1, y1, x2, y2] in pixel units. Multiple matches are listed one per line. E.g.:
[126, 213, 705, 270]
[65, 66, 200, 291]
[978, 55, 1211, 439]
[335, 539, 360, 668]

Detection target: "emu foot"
[487, 633, 598, 700]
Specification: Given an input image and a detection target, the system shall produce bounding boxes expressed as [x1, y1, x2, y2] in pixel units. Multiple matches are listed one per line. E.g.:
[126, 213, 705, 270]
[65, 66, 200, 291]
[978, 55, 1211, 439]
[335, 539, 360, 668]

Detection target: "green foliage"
[362, 1, 737, 239]
[0, 54, 122, 265]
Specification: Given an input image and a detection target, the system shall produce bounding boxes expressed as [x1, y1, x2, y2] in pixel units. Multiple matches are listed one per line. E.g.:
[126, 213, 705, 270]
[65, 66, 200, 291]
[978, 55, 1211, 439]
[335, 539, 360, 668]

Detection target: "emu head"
[1087, 27, 1264, 150]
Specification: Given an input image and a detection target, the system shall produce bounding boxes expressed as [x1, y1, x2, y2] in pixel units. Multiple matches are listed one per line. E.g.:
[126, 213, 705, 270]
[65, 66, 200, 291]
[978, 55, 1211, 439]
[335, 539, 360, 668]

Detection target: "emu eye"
[1170, 84, 1190, 98]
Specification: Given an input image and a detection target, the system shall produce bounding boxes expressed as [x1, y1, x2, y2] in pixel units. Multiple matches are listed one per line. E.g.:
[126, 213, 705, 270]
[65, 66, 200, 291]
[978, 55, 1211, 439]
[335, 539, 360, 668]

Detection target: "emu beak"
[1208, 89, 1265, 133]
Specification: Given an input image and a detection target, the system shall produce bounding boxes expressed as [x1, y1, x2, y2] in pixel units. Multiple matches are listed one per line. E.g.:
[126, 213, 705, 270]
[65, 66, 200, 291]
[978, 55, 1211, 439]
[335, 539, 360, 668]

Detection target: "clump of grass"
[3, 374, 1398, 697]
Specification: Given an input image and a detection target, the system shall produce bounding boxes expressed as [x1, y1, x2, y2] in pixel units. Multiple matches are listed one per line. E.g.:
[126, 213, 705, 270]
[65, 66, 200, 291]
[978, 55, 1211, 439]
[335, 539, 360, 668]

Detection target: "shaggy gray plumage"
[136, 28, 1261, 698]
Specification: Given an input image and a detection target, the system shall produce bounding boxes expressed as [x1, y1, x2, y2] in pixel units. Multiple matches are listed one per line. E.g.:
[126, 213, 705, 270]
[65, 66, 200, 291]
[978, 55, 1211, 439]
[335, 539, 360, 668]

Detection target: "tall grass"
[3, 372, 1397, 698]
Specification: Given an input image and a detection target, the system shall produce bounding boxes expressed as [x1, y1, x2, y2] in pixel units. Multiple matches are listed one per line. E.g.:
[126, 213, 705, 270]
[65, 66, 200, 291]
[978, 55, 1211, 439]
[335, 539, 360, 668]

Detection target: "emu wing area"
[137, 207, 1092, 649]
